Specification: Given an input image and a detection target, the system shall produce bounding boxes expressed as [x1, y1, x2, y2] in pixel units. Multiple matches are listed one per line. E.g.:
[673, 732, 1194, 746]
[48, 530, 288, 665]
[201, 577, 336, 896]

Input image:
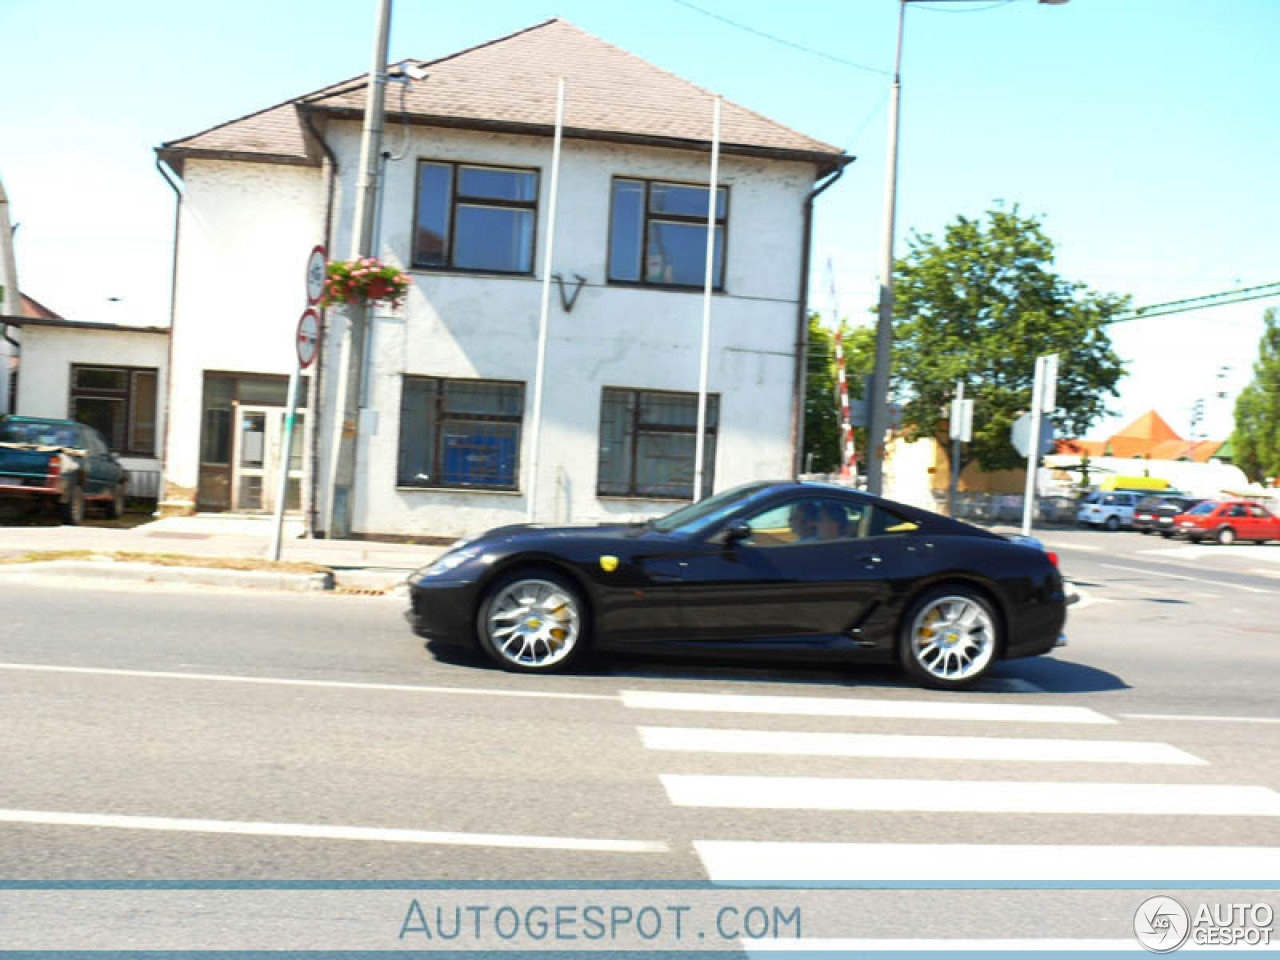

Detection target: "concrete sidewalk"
[0, 514, 447, 591]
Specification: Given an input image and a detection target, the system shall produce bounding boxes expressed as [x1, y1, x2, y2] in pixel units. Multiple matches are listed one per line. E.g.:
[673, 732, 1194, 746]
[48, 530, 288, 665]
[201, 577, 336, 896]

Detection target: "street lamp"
[863, 0, 1069, 497]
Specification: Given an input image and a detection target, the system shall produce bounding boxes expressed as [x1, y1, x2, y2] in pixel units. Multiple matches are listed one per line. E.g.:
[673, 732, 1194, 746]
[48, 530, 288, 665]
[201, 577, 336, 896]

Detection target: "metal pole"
[693, 96, 722, 502]
[525, 77, 566, 524]
[0, 177, 19, 415]
[948, 380, 964, 517]
[269, 364, 302, 561]
[865, 0, 906, 497]
[324, 0, 392, 538]
[1021, 356, 1045, 536]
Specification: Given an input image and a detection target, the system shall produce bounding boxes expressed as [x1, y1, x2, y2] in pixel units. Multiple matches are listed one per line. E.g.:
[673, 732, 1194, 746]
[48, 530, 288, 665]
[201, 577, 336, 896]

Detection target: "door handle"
[857, 554, 882, 565]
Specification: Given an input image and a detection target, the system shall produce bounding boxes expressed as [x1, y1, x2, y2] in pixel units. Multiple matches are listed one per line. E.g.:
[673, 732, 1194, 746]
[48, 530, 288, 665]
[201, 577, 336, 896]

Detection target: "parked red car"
[1172, 500, 1280, 545]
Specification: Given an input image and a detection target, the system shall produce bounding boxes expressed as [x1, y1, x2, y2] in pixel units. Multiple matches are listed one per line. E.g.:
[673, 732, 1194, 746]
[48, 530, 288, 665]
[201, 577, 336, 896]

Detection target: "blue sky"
[3, 0, 1276, 441]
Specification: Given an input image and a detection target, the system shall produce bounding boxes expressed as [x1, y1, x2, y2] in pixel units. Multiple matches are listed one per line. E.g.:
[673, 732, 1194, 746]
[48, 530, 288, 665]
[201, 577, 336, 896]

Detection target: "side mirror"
[724, 523, 752, 545]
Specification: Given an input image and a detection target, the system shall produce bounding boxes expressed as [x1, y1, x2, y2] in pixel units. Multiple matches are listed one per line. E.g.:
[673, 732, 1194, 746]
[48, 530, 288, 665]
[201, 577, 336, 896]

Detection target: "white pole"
[1021, 356, 1045, 536]
[692, 96, 722, 502]
[525, 77, 565, 524]
[269, 364, 302, 561]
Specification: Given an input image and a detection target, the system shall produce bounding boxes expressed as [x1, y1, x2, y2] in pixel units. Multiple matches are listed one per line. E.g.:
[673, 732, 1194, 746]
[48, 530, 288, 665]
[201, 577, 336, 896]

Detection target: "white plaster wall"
[14, 325, 168, 471]
[166, 160, 327, 492]
[313, 122, 816, 536]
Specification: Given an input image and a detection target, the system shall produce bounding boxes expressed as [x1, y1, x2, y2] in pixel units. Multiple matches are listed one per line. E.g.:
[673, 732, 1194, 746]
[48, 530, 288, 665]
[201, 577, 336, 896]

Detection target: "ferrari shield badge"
[599, 555, 619, 573]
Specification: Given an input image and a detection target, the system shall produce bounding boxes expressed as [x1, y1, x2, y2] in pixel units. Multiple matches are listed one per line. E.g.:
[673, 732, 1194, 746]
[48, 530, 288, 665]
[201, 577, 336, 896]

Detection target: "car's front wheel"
[477, 569, 587, 673]
[1216, 526, 1236, 546]
[899, 587, 1000, 691]
[1104, 515, 1121, 531]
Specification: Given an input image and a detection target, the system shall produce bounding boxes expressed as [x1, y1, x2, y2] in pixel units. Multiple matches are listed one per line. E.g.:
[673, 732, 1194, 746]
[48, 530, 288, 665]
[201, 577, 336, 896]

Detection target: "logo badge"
[1134, 896, 1191, 953]
[599, 555, 619, 573]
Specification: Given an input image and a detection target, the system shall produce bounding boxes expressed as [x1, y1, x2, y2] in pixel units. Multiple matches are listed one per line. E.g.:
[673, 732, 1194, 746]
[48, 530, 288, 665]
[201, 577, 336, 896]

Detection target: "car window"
[1226, 504, 1247, 518]
[1188, 502, 1216, 516]
[0, 421, 81, 447]
[1249, 504, 1270, 518]
[740, 497, 917, 547]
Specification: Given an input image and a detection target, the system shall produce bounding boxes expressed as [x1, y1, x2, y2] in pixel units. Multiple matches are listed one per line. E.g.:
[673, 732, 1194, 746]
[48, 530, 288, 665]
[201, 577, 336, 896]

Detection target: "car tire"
[898, 586, 1000, 691]
[476, 568, 588, 674]
[60, 485, 86, 526]
[1139, 528, 1151, 535]
[1215, 527, 1236, 546]
[1104, 515, 1120, 531]
[1160, 531, 1173, 539]
[107, 483, 126, 519]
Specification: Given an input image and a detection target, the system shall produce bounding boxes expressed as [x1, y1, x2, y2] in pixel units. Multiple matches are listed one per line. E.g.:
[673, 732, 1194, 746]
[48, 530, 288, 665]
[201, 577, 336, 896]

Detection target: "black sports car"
[406, 481, 1068, 690]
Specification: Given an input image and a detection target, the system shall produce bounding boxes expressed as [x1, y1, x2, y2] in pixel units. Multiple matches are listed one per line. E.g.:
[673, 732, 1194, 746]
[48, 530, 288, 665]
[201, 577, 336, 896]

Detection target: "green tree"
[1230, 308, 1280, 483]
[891, 206, 1128, 472]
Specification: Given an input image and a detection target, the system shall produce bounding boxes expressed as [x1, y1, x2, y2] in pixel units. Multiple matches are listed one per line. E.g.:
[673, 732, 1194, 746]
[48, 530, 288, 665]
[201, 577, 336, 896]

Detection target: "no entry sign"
[296, 308, 320, 369]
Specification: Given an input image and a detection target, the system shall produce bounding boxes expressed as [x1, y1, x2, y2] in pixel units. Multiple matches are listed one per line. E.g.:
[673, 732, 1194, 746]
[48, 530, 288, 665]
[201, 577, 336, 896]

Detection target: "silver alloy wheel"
[908, 594, 996, 683]
[485, 578, 580, 668]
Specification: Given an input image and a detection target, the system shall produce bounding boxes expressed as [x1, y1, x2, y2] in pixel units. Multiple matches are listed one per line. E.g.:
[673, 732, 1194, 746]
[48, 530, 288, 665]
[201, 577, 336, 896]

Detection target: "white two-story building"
[156, 18, 848, 538]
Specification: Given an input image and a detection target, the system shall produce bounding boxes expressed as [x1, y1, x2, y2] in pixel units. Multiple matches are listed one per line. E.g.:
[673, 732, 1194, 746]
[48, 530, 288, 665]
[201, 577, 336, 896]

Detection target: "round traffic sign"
[296, 308, 321, 369]
[305, 245, 327, 306]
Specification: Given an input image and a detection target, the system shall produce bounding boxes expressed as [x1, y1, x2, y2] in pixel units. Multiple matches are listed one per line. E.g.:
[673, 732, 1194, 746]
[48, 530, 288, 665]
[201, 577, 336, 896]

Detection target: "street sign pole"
[269, 365, 302, 562]
[948, 381, 964, 517]
[1020, 353, 1058, 536]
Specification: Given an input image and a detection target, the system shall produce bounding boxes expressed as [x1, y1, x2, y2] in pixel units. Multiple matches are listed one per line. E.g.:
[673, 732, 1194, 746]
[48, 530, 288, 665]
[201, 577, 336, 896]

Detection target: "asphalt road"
[1, 530, 1277, 948]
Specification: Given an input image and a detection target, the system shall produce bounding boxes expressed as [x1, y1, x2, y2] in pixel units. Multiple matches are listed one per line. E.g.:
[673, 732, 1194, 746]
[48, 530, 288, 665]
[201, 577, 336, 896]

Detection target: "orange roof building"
[1057, 410, 1224, 462]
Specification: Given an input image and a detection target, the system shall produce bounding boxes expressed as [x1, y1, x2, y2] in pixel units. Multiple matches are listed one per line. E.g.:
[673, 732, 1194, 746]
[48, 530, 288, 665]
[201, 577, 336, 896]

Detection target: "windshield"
[649, 481, 776, 535]
[0, 421, 80, 447]
[1188, 501, 1217, 515]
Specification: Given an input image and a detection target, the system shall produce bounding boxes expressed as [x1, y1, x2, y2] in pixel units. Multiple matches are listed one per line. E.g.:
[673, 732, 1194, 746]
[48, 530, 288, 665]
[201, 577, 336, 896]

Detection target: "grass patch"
[0, 549, 330, 575]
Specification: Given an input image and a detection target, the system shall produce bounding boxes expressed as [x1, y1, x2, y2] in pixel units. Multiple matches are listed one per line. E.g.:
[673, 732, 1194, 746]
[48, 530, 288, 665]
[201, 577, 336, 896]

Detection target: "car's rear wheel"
[477, 569, 586, 673]
[60, 485, 85, 526]
[106, 483, 126, 519]
[899, 587, 999, 691]
[1104, 515, 1121, 531]
[1216, 526, 1236, 546]
[1160, 531, 1173, 539]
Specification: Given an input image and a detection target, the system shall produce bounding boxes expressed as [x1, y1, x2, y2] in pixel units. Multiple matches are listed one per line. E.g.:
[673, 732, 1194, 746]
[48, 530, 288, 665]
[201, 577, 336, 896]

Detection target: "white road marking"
[1068, 587, 1113, 611]
[1099, 561, 1266, 594]
[622, 690, 1115, 725]
[1050, 542, 1105, 552]
[696, 842, 1280, 884]
[0, 809, 668, 853]
[1143, 545, 1280, 565]
[639, 727, 1205, 765]
[0, 662, 615, 701]
[1122, 712, 1280, 725]
[662, 775, 1280, 816]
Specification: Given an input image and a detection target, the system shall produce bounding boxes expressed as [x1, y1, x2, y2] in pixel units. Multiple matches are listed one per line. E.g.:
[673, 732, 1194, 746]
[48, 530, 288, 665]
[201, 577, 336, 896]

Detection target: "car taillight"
[47, 457, 61, 482]
[1047, 552, 1059, 568]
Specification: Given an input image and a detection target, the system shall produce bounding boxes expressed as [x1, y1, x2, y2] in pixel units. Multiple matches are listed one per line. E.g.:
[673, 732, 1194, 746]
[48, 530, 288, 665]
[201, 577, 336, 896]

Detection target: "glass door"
[230, 406, 305, 514]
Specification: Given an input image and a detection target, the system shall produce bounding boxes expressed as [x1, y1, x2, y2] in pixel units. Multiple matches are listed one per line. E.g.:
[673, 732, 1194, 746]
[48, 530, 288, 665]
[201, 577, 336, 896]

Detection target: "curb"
[0, 560, 333, 592]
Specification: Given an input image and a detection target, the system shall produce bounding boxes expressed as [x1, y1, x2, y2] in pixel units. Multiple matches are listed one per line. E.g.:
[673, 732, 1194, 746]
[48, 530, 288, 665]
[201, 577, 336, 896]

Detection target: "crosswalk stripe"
[638, 726, 1206, 765]
[694, 841, 1280, 885]
[621, 690, 1114, 725]
[662, 775, 1280, 816]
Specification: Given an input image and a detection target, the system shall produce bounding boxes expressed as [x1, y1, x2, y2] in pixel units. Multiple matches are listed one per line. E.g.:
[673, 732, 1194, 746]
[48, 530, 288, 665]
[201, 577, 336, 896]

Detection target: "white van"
[1077, 491, 1141, 530]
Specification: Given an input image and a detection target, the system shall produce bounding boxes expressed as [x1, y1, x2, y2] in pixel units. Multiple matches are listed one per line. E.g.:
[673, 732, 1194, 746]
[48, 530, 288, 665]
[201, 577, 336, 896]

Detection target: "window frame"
[410, 159, 540, 276]
[397, 375, 526, 492]
[596, 386, 719, 500]
[606, 176, 730, 292]
[68, 363, 158, 456]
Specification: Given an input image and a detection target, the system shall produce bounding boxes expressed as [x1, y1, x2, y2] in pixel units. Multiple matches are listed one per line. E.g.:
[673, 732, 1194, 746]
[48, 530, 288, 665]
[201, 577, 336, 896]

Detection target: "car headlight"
[415, 546, 481, 578]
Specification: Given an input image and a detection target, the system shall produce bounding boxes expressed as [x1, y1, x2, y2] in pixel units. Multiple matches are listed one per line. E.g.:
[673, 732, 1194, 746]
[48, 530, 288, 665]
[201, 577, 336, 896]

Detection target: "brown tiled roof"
[160, 19, 846, 171]
[19, 293, 65, 321]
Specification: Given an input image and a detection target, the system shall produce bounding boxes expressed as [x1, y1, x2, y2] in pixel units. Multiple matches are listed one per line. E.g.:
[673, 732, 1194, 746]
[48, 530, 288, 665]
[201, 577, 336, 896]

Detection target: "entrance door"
[230, 405, 305, 514]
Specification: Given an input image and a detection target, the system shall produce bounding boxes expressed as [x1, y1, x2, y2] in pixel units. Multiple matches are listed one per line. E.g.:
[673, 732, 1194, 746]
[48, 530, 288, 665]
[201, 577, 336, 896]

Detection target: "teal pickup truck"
[0, 416, 127, 524]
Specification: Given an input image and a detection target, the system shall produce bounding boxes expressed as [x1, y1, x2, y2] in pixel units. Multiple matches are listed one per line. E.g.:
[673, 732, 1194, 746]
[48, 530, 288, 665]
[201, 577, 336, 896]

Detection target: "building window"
[598, 388, 718, 499]
[413, 161, 538, 274]
[69, 364, 158, 455]
[608, 178, 727, 289]
[398, 377, 525, 490]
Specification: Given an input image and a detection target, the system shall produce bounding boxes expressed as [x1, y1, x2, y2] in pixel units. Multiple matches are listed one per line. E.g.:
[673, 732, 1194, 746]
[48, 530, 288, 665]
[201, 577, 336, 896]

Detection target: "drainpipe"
[155, 157, 183, 474]
[790, 163, 848, 479]
[302, 107, 339, 539]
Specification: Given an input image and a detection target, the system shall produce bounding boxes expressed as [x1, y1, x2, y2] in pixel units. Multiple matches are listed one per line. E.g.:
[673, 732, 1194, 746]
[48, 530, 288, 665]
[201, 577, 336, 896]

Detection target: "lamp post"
[864, 0, 1068, 497]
